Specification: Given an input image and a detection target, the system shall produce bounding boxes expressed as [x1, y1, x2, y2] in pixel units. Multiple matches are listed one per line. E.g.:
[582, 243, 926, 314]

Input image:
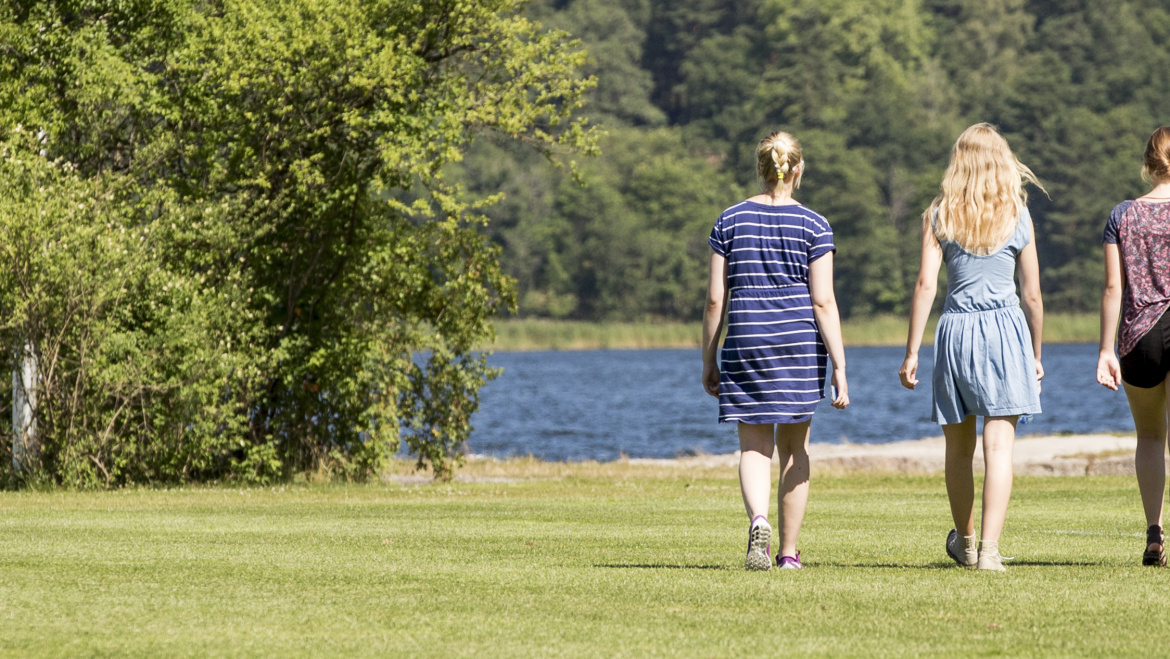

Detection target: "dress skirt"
[718, 287, 827, 424]
[932, 305, 1042, 425]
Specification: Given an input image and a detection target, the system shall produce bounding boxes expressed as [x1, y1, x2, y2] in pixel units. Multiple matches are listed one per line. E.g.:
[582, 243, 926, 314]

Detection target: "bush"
[0, 0, 595, 485]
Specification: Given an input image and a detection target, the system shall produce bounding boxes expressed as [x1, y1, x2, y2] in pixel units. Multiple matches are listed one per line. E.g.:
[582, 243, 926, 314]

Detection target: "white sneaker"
[745, 517, 772, 571]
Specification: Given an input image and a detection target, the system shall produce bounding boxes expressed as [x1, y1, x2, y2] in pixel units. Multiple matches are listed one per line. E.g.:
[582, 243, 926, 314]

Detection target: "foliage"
[487, 0, 1170, 321]
[0, 129, 252, 487]
[459, 126, 743, 320]
[0, 0, 595, 485]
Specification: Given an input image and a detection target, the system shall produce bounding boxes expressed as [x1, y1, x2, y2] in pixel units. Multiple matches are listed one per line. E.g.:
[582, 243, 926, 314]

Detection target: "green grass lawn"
[2, 470, 1168, 656]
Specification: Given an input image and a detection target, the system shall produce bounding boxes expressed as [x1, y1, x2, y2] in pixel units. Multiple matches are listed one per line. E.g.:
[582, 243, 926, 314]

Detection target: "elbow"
[811, 296, 836, 314]
[1022, 289, 1043, 311]
[914, 280, 936, 300]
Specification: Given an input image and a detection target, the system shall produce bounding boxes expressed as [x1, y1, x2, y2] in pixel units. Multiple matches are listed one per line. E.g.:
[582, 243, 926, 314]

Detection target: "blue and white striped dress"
[708, 201, 836, 424]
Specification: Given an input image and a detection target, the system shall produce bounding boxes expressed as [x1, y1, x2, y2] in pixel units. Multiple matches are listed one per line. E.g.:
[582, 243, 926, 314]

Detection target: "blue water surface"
[468, 344, 1134, 462]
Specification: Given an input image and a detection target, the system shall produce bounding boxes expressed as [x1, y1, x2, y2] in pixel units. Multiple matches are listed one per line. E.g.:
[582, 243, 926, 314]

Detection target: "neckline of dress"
[743, 199, 802, 209]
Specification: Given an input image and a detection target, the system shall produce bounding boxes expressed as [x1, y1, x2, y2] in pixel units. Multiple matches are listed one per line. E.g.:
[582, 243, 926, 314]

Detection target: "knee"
[946, 439, 976, 459]
[949, 442, 976, 459]
[982, 436, 1009, 455]
[1132, 437, 1170, 454]
[740, 446, 775, 461]
[777, 439, 809, 458]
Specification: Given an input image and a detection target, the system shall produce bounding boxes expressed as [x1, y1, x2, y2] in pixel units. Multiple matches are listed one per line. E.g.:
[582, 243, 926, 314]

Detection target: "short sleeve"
[808, 215, 835, 262]
[1018, 205, 1033, 247]
[708, 214, 728, 256]
[1103, 202, 1130, 244]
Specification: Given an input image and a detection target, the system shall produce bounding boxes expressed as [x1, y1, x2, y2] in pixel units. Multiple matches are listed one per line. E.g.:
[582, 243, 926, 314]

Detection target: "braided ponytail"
[757, 131, 803, 190]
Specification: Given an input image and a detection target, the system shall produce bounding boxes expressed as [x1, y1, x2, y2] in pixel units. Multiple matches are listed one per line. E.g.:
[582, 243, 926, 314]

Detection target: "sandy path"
[627, 433, 1160, 476]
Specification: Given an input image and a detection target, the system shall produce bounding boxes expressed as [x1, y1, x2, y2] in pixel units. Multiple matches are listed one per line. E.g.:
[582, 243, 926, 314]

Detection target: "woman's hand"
[1035, 359, 1045, 393]
[830, 368, 849, 409]
[702, 361, 720, 398]
[899, 353, 919, 389]
[1096, 352, 1121, 391]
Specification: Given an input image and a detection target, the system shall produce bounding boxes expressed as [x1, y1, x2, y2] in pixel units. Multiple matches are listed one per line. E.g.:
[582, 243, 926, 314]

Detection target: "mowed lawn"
[1, 469, 1169, 657]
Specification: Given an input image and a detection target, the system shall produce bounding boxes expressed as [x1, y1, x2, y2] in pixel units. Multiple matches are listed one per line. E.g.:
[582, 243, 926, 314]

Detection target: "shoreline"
[419, 433, 1154, 484]
[623, 432, 1149, 476]
[482, 314, 1099, 352]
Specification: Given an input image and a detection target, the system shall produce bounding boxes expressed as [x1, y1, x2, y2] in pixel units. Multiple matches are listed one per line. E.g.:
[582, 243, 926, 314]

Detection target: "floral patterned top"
[1103, 200, 1170, 356]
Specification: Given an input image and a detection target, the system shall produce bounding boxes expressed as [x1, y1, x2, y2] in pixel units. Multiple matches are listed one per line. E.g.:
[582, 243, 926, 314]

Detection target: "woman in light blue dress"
[900, 124, 1045, 571]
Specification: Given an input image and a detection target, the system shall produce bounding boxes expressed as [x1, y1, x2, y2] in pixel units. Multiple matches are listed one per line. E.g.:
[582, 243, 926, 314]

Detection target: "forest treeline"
[456, 0, 1170, 321]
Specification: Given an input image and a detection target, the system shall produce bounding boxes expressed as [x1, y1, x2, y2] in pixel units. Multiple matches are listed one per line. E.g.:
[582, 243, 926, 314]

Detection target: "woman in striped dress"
[702, 131, 850, 571]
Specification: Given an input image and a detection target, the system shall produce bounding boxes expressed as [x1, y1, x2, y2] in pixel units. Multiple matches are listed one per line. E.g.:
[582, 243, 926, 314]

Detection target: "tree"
[533, 0, 666, 126]
[457, 0, 1170, 323]
[0, 0, 596, 485]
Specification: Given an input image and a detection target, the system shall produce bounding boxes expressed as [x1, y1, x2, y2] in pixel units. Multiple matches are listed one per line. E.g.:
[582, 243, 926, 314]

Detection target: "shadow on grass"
[1005, 560, 1106, 567]
[594, 563, 729, 570]
[596, 560, 1107, 570]
[816, 560, 1107, 569]
[815, 562, 953, 569]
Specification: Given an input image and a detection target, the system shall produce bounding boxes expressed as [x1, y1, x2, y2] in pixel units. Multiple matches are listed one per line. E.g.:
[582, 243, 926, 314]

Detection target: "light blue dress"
[932, 208, 1042, 425]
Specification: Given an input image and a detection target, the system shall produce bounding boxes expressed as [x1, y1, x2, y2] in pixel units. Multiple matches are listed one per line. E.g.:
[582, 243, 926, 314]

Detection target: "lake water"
[468, 344, 1137, 462]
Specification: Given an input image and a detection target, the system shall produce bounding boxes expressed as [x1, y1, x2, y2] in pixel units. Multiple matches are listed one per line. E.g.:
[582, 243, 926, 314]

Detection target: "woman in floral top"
[1098, 126, 1170, 567]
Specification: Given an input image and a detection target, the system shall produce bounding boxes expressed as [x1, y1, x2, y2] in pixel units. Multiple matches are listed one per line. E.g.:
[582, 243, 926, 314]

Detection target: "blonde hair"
[927, 123, 1045, 255]
[1141, 126, 1170, 183]
[756, 131, 803, 191]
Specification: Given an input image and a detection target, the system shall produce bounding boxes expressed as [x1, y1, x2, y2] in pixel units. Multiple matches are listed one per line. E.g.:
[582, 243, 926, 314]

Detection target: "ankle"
[1147, 524, 1163, 547]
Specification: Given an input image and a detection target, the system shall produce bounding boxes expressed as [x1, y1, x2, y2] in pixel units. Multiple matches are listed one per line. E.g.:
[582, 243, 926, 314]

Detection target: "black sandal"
[1143, 525, 1166, 567]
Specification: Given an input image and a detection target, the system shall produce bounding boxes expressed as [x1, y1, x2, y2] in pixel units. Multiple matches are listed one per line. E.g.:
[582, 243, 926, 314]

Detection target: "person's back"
[1096, 126, 1170, 567]
[716, 201, 832, 292]
[702, 131, 848, 572]
[1104, 199, 1170, 357]
[937, 210, 1031, 314]
[900, 123, 1045, 572]
[713, 201, 834, 417]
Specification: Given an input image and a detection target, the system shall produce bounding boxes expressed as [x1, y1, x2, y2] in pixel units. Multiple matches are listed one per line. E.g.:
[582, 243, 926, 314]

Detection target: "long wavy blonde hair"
[928, 123, 1045, 255]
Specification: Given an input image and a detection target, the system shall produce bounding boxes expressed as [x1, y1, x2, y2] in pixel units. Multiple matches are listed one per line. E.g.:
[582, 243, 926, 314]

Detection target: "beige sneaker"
[946, 529, 977, 568]
[977, 540, 1006, 571]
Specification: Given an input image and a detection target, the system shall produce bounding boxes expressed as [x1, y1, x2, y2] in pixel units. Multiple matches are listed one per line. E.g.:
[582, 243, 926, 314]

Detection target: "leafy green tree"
[998, 0, 1170, 310]
[532, 0, 665, 126]
[643, 0, 763, 121]
[462, 126, 745, 321]
[0, 0, 595, 484]
[928, 0, 1034, 119]
[465, 0, 1170, 323]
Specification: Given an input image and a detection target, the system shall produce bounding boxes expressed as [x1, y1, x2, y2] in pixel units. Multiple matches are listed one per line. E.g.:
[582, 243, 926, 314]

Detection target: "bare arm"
[1096, 242, 1124, 390]
[809, 252, 848, 408]
[899, 213, 942, 389]
[1017, 238, 1044, 388]
[701, 250, 728, 397]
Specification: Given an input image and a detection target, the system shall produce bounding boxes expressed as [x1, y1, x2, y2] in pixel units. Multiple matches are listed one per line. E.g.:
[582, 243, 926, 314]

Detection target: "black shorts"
[1121, 310, 1170, 389]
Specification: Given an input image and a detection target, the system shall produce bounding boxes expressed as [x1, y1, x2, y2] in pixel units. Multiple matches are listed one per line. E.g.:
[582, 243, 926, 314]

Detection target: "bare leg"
[775, 421, 811, 557]
[980, 415, 1018, 543]
[942, 416, 977, 537]
[1122, 380, 1168, 549]
[738, 423, 776, 522]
